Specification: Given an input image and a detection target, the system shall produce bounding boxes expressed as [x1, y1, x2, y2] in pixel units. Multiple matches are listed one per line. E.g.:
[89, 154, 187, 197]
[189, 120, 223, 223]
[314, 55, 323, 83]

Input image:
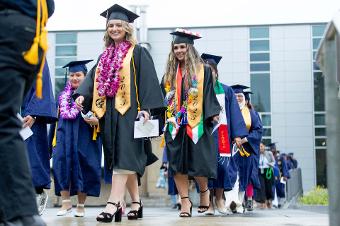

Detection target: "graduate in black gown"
[52, 60, 102, 218]
[161, 29, 221, 217]
[201, 54, 247, 215]
[21, 61, 57, 215]
[74, 4, 164, 223]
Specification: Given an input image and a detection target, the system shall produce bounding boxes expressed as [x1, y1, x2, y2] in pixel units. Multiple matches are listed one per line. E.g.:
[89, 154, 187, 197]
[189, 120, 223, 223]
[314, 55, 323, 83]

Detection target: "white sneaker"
[57, 200, 72, 216]
[74, 204, 85, 217]
[37, 191, 48, 216]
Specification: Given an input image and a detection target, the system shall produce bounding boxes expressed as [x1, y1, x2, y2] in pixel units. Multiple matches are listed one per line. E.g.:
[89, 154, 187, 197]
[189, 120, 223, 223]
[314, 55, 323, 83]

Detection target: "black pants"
[0, 9, 42, 222]
[255, 168, 274, 203]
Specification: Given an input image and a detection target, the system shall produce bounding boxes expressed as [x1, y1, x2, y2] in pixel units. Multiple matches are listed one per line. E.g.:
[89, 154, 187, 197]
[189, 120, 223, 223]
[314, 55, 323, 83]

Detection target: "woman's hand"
[23, 115, 35, 128]
[212, 115, 220, 124]
[241, 137, 248, 144]
[137, 110, 150, 123]
[84, 116, 99, 126]
[75, 96, 84, 111]
[234, 137, 242, 148]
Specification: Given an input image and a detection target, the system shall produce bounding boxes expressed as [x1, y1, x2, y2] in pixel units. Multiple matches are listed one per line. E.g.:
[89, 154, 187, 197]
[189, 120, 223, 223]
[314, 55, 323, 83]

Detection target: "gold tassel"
[39, 29, 48, 51]
[23, 38, 39, 65]
[36, 72, 43, 98]
[160, 134, 165, 148]
[92, 126, 97, 140]
[52, 122, 57, 147]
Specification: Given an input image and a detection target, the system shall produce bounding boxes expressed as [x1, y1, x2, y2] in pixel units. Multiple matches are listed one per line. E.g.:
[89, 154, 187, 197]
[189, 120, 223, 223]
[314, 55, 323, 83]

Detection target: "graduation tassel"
[92, 124, 100, 141]
[23, 37, 40, 65]
[160, 134, 165, 148]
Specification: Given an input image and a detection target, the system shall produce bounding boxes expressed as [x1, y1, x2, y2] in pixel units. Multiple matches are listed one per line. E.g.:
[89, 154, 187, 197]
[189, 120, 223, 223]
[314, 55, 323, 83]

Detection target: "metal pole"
[324, 36, 340, 226]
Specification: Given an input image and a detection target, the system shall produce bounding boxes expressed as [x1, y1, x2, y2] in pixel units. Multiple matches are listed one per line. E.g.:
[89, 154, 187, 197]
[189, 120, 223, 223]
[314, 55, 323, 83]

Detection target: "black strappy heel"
[96, 202, 122, 223]
[179, 197, 192, 217]
[127, 200, 143, 220]
[198, 188, 210, 213]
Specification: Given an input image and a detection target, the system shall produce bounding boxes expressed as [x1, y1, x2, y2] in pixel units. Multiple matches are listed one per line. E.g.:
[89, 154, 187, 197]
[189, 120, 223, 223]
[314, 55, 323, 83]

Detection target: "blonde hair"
[163, 42, 203, 90]
[103, 20, 137, 47]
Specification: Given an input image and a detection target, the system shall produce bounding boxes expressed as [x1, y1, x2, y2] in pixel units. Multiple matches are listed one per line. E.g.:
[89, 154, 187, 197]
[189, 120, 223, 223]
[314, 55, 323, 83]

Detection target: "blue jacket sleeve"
[246, 110, 263, 155]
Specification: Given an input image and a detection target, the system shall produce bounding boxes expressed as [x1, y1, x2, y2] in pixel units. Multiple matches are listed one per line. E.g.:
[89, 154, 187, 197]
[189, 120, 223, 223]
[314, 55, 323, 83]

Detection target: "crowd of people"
[0, 1, 298, 225]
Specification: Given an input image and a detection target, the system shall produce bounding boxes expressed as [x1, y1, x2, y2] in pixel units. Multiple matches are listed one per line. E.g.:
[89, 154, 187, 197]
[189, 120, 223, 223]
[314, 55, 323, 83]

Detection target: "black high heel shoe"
[96, 202, 122, 223]
[127, 200, 143, 220]
[198, 188, 210, 213]
[179, 197, 192, 217]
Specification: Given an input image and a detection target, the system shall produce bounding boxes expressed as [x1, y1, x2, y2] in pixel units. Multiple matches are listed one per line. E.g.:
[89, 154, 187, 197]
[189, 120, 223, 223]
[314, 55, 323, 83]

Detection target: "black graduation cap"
[230, 84, 249, 94]
[100, 4, 139, 23]
[170, 28, 201, 45]
[244, 91, 253, 101]
[268, 142, 277, 149]
[62, 60, 93, 74]
[201, 53, 222, 65]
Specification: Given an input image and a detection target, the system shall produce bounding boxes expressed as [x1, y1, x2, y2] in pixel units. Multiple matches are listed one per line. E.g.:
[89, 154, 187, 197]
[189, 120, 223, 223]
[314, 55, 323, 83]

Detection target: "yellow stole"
[92, 45, 135, 118]
[186, 63, 204, 128]
[241, 106, 252, 131]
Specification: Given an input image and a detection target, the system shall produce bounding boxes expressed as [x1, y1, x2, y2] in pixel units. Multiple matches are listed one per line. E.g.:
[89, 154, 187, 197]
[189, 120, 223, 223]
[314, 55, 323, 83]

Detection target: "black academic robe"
[162, 65, 221, 179]
[74, 44, 164, 176]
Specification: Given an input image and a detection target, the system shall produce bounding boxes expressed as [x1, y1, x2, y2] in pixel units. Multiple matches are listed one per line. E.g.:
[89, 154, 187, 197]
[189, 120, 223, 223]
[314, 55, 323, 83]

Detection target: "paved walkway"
[42, 207, 328, 226]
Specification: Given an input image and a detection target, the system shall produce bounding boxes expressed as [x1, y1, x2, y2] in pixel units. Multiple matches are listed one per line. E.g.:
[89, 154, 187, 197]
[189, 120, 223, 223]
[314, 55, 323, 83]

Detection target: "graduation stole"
[214, 81, 231, 157]
[167, 64, 204, 144]
[92, 45, 135, 119]
[240, 106, 252, 157]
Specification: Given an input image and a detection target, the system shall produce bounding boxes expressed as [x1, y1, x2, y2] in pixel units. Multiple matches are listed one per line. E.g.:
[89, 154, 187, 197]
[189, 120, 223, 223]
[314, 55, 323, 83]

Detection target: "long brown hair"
[163, 42, 203, 90]
[103, 20, 137, 47]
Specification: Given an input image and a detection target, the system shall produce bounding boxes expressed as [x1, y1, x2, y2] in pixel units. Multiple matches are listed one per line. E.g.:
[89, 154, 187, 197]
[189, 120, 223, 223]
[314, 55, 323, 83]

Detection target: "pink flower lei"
[96, 40, 132, 97]
[59, 81, 80, 120]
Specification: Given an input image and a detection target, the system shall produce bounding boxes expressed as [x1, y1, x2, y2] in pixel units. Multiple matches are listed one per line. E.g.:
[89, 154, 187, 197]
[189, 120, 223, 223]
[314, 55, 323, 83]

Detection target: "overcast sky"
[47, 0, 340, 31]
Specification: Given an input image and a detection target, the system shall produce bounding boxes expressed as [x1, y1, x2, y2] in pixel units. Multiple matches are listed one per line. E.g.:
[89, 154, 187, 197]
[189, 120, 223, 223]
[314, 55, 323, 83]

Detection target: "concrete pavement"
[41, 206, 328, 226]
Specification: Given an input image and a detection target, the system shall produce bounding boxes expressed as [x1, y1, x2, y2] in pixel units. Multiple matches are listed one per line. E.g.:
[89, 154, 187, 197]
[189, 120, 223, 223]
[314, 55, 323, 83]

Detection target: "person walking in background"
[74, 4, 164, 222]
[255, 142, 275, 209]
[161, 29, 221, 217]
[201, 53, 247, 215]
[52, 60, 102, 218]
[21, 61, 57, 215]
[0, 0, 54, 225]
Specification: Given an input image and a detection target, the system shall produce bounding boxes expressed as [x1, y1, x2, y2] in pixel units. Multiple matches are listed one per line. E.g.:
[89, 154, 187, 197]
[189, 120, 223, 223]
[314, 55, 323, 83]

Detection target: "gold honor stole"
[185, 64, 204, 144]
[92, 45, 135, 119]
[240, 106, 252, 157]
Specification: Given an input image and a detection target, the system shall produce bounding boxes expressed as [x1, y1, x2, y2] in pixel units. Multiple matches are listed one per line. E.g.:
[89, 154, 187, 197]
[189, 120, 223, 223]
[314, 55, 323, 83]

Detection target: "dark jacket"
[0, 0, 55, 18]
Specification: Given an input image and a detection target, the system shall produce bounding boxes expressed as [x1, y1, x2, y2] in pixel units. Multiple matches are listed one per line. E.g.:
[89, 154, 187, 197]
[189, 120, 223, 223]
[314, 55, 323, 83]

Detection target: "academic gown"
[275, 156, 290, 198]
[74, 44, 164, 177]
[22, 62, 57, 189]
[235, 109, 263, 191]
[163, 65, 221, 179]
[52, 98, 102, 197]
[208, 84, 248, 190]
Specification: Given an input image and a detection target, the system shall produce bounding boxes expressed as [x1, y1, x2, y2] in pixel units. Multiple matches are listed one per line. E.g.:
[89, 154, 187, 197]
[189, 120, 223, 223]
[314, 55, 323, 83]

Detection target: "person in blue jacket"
[201, 54, 248, 215]
[21, 61, 57, 215]
[52, 60, 102, 217]
[229, 84, 263, 213]
[275, 153, 290, 208]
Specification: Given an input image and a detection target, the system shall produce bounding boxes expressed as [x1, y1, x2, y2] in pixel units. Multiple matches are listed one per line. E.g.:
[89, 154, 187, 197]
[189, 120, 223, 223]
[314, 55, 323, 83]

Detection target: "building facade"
[47, 23, 327, 192]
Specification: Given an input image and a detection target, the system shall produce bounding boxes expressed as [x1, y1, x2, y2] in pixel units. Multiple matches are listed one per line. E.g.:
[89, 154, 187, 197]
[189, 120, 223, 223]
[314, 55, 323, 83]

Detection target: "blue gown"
[235, 109, 263, 191]
[275, 155, 290, 198]
[22, 62, 58, 189]
[52, 98, 102, 197]
[209, 84, 248, 190]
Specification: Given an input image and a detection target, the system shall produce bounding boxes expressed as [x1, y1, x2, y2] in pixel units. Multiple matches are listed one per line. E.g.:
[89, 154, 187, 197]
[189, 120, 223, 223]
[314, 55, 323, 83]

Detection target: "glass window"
[312, 25, 326, 37]
[56, 46, 77, 56]
[313, 62, 321, 71]
[263, 128, 271, 137]
[314, 72, 325, 111]
[315, 114, 326, 125]
[250, 63, 270, 72]
[250, 73, 271, 112]
[313, 51, 317, 60]
[250, 40, 269, 51]
[316, 148, 327, 187]
[55, 57, 77, 67]
[250, 27, 269, 39]
[313, 38, 322, 50]
[56, 33, 77, 44]
[55, 68, 66, 77]
[55, 77, 66, 98]
[315, 128, 326, 136]
[315, 138, 327, 147]
[250, 53, 270, 62]
[260, 114, 271, 126]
